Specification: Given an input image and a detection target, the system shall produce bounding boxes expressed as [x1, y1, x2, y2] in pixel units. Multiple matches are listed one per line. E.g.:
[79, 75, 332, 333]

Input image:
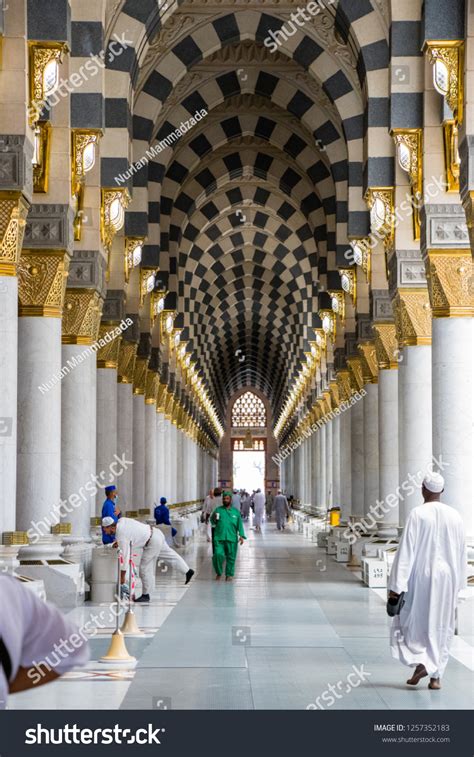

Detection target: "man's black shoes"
[134, 593, 150, 603]
[185, 569, 195, 585]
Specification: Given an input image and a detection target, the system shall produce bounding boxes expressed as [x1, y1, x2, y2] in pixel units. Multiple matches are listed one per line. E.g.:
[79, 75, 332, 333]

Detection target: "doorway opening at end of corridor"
[232, 439, 265, 492]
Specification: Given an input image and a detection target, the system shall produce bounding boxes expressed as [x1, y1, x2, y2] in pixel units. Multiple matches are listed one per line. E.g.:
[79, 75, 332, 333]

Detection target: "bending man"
[102, 516, 194, 603]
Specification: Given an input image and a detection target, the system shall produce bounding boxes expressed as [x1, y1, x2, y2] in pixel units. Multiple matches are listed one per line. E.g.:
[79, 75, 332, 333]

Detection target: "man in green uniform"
[211, 491, 246, 581]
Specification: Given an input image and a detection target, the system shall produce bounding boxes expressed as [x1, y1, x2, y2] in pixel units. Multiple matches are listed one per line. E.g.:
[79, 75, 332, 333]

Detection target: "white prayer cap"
[102, 516, 115, 527]
[423, 471, 444, 493]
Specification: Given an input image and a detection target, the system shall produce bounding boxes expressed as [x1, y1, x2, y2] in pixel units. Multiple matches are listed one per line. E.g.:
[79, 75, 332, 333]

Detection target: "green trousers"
[212, 540, 238, 577]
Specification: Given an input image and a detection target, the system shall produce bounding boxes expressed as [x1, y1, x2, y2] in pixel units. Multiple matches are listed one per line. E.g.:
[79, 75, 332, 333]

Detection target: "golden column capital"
[62, 289, 102, 345]
[346, 356, 365, 391]
[336, 369, 352, 402]
[373, 323, 399, 369]
[425, 249, 473, 317]
[156, 382, 167, 412]
[322, 391, 332, 416]
[117, 342, 137, 384]
[329, 380, 340, 409]
[145, 369, 158, 405]
[393, 289, 432, 346]
[0, 192, 29, 276]
[96, 323, 121, 369]
[18, 249, 70, 317]
[358, 341, 379, 384]
[133, 357, 148, 396]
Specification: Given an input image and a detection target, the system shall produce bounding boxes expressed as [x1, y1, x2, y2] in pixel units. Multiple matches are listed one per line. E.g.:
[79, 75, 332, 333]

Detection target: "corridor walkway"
[8, 520, 472, 712]
[121, 522, 472, 711]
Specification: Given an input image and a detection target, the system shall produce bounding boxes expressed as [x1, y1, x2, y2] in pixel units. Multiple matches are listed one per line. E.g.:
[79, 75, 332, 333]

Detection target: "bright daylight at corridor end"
[0, 0, 473, 754]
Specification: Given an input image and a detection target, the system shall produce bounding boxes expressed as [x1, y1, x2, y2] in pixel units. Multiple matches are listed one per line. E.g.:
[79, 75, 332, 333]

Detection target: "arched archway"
[219, 388, 279, 494]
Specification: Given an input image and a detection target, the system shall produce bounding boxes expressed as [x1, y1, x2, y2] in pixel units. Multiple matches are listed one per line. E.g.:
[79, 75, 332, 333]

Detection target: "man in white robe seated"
[388, 471, 466, 690]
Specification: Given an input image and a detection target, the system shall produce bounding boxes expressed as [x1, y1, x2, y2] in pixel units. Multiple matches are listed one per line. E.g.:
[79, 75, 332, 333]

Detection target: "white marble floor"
[8, 518, 474, 710]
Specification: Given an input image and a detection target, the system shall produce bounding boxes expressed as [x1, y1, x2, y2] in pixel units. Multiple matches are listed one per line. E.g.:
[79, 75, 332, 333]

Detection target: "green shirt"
[211, 506, 246, 542]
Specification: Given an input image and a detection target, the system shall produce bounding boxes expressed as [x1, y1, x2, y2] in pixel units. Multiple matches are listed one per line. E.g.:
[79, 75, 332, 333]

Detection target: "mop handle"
[115, 548, 122, 633]
[127, 539, 133, 611]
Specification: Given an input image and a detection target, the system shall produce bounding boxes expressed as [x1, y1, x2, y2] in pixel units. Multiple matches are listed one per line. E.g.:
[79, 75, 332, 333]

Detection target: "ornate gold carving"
[145, 370, 158, 405]
[346, 356, 364, 391]
[443, 120, 460, 192]
[358, 341, 379, 384]
[117, 342, 137, 384]
[393, 289, 432, 346]
[33, 120, 51, 193]
[329, 381, 340, 409]
[96, 323, 121, 369]
[0, 192, 29, 276]
[62, 289, 102, 344]
[426, 250, 473, 317]
[349, 238, 372, 283]
[156, 383, 167, 412]
[425, 41, 464, 125]
[336, 369, 352, 401]
[339, 268, 356, 306]
[365, 188, 395, 250]
[373, 324, 399, 369]
[101, 188, 130, 269]
[28, 42, 67, 125]
[72, 129, 102, 240]
[18, 249, 70, 317]
[133, 357, 148, 396]
[391, 130, 423, 239]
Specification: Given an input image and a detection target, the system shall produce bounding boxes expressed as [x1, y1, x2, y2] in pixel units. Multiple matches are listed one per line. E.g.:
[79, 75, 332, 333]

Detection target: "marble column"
[398, 345, 432, 523]
[350, 392, 365, 516]
[132, 394, 145, 506]
[156, 409, 166, 499]
[378, 369, 399, 523]
[432, 317, 474, 539]
[17, 248, 70, 533]
[339, 407, 352, 518]
[144, 367, 158, 508]
[313, 428, 321, 509]
[96, 364, 118, 512]
[332, 415, 341, 506]
[319, 423, 327, 508]
[61, 290, 102, 539]
[169, 422, 178, 503]
[363, 383, 379, 512]
[325, 421, 333, 508]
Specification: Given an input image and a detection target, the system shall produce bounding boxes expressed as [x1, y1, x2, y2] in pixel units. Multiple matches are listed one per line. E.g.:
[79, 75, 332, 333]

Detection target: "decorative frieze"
[62, 289, 102, 344]
[18, 249, 70, 317]
[393, 290, 432, 346]
[373, 324, 399, 369]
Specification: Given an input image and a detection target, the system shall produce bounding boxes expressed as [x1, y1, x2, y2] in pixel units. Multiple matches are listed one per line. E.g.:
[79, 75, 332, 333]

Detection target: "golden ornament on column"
[145, 369, 158, 405]
[133, 357, 148, 396]
[425, 250, 474, 318]
[336, 369, 352, 402]
[424, 40, 464, 125]
[364, 187, 395, 250]
[96, 323, 122, 369]
[372, 323, 399, 369]
[117, 342, 137, 384]
[18, 249, 70, 317]
[391, 129, 423, 239]
[346, 356, 364, 391]
[392, 289, 432, 346]
[0, 192, 29, 276]
[357, 341, 379, 384]
[62, 289, 102, 344]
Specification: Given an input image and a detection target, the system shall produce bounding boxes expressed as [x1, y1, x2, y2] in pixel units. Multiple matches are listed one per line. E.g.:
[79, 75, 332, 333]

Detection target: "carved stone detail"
[133, 357, 148, 396]
[426, 251, 474, 317]
[373, 324, 399, 370]
[62, 289, 103, 345]
[358, 341, 378, 384]
[393, 290, 432, 346]
[0, 192, 29, 275]
[117, 342, 137, 384]
[18, 249, 70, 317]
[346, 356, 364, 391]
[96, 323, 122, 369]
[336, 369, 352, 401]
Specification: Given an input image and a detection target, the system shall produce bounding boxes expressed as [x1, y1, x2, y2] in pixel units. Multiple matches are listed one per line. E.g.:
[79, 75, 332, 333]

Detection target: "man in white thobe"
[231, 489, 241, 511]
[388, 471, 466, 690]
[0, 575, 89, 709]
[102, 516, 194, 603]
[203, 488, 216, 542]
[253, 489, 266, 531]
[274, 490, 290, 530]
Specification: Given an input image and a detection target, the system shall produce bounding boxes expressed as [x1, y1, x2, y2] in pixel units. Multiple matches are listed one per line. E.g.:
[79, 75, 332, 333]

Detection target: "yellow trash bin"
[329, 508, 340, 527]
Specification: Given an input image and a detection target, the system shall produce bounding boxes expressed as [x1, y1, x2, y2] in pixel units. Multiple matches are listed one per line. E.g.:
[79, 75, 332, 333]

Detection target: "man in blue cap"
[101, 485, 121, 545]
[154, 497, 179, 545]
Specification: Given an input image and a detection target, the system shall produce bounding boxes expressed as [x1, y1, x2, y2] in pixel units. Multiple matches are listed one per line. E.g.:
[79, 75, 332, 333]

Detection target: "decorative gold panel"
[96, 323, 121, 369]
[156, 383, 167, 412]
[393, 289, 432, 346]
[346, 356, 364, 391]
[329, 381, 340, 409]
[426, 250, 473, 317]
[373, 323, 399, 369]
[145, 370, 158, 405]
[18, 249, 69, 317]
[117, 342, 137, 384]
[443, 120, 460, 192]
[358, 341, 379, 384]
[0, 192, 29, 276]
[62, 289, 102, 344]
[133, 357, 148, 396]
[336, 369, 352, 402]
[425, 40, 464, 125]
